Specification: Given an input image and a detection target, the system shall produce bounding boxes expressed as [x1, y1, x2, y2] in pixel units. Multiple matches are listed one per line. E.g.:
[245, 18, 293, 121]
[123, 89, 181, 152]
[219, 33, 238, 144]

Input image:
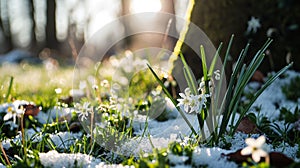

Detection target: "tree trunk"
[46, 0, 58, 49]
[0, 0, 13, 53]
[180, 0, 300, 74]
[28, 0, 37, 52]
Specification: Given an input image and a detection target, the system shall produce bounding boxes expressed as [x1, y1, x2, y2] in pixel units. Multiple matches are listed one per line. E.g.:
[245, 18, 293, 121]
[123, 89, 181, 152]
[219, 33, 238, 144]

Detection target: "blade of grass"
[6, 76, 14, 102]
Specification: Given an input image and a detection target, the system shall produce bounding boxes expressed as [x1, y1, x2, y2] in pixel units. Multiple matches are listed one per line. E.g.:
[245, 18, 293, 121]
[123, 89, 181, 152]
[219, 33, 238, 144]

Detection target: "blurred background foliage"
[0, 0, 299, 72]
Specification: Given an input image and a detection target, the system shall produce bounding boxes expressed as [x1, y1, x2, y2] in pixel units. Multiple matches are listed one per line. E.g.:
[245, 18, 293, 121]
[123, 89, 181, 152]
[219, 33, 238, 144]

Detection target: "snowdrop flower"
[75, 102, 93, 121]
[266, 28, 277, 37]
[4, 101, 26, 130]
[79, 81, 87, 90]
[214, 70, 221, 80]
[247, 16, 261, 34]
[241, 135, 268, 162]
[178, 86, 211, 114]
[199, 94, 210, 109]
[92, 84, 99, 90]
[100, 79, 109, 88]
[198, 78, 213, 95]
[55, 88, 62, 94]
[4, 105, 17, 122]
[189, 94, 201, 113]
[177, 88, 192, 112]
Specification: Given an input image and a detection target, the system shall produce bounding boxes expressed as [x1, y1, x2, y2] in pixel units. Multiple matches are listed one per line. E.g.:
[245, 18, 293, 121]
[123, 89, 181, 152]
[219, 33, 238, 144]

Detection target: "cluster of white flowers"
[177, 80, 211, 114]
[0, 100, 29, 130]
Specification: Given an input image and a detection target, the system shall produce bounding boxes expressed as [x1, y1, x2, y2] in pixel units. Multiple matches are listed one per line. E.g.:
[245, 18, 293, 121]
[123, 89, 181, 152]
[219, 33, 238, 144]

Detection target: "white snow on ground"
[272, 142, 299, 159]
[248, 70, 300, 121]
[49, 131, 82, 148]
[168, 154, 189, 165]
[39, 150, 100, 168]
[1, 129, 82, 150]
[36, 106, 74, 124]
[192, 147, 238, 168]
[117, 134, 177, 156]
[39, 150, 134, 168]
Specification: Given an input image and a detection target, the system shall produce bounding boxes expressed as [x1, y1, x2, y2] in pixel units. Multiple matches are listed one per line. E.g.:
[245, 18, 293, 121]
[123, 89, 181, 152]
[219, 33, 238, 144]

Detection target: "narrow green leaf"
[183, 66, 197, 95]
[200, 45, 208, 81]
[208, 42, 223, 77]
[6, 76, 14, 102]
[180, 53, 198, 94]
[231, 62, 293, 133]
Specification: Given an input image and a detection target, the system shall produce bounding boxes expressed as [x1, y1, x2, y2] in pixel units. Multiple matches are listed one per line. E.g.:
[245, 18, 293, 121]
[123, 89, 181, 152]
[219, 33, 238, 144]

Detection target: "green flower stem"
[0, 141, 11, 166]
[21, 114, 27, 161]
[6, 76, 14, 102]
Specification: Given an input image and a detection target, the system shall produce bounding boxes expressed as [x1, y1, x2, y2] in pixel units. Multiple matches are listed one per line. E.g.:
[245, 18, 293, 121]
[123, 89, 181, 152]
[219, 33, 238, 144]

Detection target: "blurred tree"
[0, 0, 13, 53]
[46, 0, 58, 50]
[28, 0, 37, 51]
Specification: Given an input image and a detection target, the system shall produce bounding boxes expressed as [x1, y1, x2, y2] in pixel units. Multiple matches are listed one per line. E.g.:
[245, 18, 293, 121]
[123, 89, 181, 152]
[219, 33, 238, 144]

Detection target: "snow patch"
[39, 150, 133, 168]
[192, 147, 237, 168]
[39, 150, 101, 168]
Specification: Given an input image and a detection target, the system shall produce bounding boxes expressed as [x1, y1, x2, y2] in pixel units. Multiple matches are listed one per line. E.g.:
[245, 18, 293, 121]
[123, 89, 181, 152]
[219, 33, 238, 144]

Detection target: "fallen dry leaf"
[251, 70, 265, 83]
[59, 96, 73, 105]
[225, 149, 294, 167]
[24, 104, 40, 116]
[236, 117, 260, 134]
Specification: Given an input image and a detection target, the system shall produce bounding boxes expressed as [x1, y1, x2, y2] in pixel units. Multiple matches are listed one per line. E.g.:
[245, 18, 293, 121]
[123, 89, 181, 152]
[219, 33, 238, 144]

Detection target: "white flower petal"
[252, 152, 261, 163]
[3, 113, 13, 121]
[245, 138, 256, 146]
[241, 146, 253, 155]
[184, 88, 191, 96]
[184, 105, 189, 113]
[178, 93, 185, 98]
[255, 149, 268, 157]
[256, 136, 266, 147]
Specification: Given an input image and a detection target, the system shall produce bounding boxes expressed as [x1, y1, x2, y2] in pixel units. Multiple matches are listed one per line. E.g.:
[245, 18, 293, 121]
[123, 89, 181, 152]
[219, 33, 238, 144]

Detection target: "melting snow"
[192, 147, 237, 168]
[39, 150, 133, 168]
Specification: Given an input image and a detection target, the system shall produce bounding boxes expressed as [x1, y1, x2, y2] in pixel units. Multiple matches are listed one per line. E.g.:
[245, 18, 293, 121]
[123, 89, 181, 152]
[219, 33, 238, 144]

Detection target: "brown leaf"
[269, 152, 294, 167]
[236, 117, 259, 134]
[59, 96, 73, 105]
[225, 149, 249, 164]
[251, 70, 265, 83]
[69, 122, 81, 132]
[225, 149, 294, 167]
[24, 104, 40, 116]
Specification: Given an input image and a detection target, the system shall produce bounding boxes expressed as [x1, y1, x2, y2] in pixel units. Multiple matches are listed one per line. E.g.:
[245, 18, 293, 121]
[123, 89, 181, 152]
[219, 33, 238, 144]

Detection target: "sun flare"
[130, 0, 162, 13]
